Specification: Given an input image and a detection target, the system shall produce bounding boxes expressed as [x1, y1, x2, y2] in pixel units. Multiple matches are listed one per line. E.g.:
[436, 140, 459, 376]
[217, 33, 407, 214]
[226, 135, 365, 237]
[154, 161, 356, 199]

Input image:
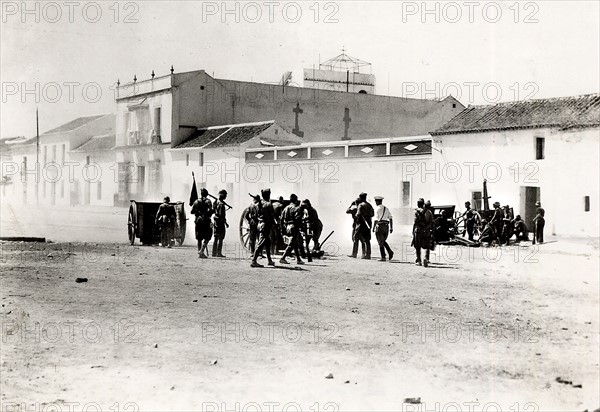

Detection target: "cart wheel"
[178, 219, 186, 246]
[454, 215, 466, 237]
[128, 202, 137, 245]
[239, 207, 252, 252]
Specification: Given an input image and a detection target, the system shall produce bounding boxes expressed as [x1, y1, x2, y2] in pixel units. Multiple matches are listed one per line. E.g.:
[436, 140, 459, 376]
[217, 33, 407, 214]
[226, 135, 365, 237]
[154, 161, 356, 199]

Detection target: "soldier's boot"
[212, 241, 218, 257]
[423, 250, 430, 267]
[415, 248, 422, 266]
[386, 244, 394, 261]
[379, 246, 386, 261]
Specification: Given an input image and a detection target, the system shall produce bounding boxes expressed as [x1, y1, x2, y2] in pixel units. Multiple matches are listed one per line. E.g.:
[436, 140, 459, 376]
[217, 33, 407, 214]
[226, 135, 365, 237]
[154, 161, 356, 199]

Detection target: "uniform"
[280, 197, 304, 264]
[489, 203, 504, 243]
[191, 195, 213, 258]
[346, 200, 360, 258]
[413, 201, 434, 266]
[533, 204, 545, 243]
[355, 194, 374, 259]
[463, 203, 476, 241]
[244, 200, 259, 253]
[212, 194, 228, 257]
[373, 197, 394, 261]
[251, 190, 276, 267]
[303, 203, 323, 254]
[155, 199, 176, 247]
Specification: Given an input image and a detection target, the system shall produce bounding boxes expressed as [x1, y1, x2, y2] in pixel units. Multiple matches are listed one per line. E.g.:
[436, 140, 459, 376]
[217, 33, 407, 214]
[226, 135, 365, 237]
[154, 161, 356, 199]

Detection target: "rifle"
[207, 192, 232, 210]
[319, 230, 334, 248]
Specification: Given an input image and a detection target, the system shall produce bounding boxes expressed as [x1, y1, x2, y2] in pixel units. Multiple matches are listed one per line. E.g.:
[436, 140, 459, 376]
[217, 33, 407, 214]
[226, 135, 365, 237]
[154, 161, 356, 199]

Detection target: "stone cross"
[342, 108, 351, 140]
[292, 103, 304, 137]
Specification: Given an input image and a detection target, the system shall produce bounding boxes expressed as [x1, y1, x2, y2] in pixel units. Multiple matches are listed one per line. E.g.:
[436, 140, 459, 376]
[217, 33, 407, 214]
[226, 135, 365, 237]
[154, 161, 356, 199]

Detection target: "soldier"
[251, 189, 276, 268]
[413, 198, 434, 267]
[533, 201, 545, 243]
[346, 197, 361, 258]
[212, 189, 229, 258]
[462, 201, 476, 241]
[244, 195, 260, 254]
[155, 196, 176, 248]
[373, 196, 394, 262]
[270, 196, 285, 255]
[302, 199, 323, 262]
[191, 188, 214, 258]
[280, 194, 305, 265]
[502, 205, 514, 245]
[355, 192, 374, 259]
[512, 215, 530, 242]
[489, 201, 504, 244]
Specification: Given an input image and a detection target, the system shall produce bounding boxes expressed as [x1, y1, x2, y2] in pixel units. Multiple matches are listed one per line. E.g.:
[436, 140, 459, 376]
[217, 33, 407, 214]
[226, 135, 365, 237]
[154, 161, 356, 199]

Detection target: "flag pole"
[36, 108, 39, 205]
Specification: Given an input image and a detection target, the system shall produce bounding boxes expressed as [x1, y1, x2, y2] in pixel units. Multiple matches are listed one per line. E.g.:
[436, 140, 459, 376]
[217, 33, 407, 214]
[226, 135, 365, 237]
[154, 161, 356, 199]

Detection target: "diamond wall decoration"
[287, 151, 298, 157]
[255, 153, 264, 159]
[404, 144, 418, 151]
[322, 149, 333, 156]
[361, 147, 374, 154]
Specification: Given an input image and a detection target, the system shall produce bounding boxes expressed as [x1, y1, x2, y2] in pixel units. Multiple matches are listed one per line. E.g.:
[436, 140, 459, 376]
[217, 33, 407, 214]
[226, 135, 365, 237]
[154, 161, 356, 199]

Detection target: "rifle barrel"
[207, 193, 233, 209]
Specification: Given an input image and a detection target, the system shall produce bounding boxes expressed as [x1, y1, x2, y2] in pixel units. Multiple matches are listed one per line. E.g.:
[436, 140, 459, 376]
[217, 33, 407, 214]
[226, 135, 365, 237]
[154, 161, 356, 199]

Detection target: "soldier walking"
[280, 194, 305, 265]
[373, 196, 394, 261]
[212, 189, 229, 258]
[244, 195, 260, 254]
[191, 188, 213, 258]
[413, 198, 434, 267]
[489, 201, 504, 244]
[251, 189, 276, 268]
[155, 196, 176, 248]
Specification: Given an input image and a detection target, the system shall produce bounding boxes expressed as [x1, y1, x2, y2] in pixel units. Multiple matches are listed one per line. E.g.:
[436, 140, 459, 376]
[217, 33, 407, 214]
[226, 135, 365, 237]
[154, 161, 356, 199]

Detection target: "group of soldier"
[155, 188, 546, 267]
[243, 189, 323, 267]
[471, 200, 546, 246]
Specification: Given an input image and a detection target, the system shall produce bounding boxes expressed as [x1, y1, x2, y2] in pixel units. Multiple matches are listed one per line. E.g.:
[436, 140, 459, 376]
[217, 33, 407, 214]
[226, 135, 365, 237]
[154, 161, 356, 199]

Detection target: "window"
[97, 181, 102, 200]
[186, 154, 190, 166]
[585, 196, 590, 212]
[472, 191, 482, 211]
[153, 107, 161, 139]
[535, 137, 545, 160]
[401, 181, 411, 207]
[199, 152, 204, 167]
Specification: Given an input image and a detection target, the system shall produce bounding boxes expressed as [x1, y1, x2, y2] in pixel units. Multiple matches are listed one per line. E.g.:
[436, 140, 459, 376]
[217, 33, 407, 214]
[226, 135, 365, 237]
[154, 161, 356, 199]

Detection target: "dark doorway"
[520, 186, 540, 229]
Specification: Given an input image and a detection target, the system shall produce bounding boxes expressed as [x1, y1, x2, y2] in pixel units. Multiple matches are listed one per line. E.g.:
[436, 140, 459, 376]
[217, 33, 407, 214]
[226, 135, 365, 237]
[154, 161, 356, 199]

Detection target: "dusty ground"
[0, 235, 598, 411]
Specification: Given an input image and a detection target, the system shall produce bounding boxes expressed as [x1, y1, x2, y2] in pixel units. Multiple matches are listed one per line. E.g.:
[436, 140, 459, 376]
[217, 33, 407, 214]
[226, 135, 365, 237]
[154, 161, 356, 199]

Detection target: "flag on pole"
[189, 172, 198, 206]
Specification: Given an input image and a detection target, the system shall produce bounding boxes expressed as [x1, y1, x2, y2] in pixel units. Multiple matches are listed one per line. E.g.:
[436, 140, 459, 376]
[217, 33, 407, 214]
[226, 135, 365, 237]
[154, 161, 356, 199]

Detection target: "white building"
[430, 93, 600, 237]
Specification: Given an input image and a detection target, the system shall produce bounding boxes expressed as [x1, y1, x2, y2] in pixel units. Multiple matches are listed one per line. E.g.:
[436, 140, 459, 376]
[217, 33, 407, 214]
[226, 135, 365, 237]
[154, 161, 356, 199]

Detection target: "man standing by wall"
[533, 201, 546, 243]
[212, 189, 229, 258]
[373, 196, 394, 262]
[280, 194, 305, 265]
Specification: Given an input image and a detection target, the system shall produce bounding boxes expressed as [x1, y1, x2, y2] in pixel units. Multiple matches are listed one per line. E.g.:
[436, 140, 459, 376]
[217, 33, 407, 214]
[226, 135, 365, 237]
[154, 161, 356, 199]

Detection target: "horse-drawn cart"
[127, 200, 187, 246]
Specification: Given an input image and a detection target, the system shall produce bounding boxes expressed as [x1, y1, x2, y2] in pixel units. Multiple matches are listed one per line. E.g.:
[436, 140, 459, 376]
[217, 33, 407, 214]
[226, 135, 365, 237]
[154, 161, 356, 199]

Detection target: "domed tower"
[303, 49, 375, 94]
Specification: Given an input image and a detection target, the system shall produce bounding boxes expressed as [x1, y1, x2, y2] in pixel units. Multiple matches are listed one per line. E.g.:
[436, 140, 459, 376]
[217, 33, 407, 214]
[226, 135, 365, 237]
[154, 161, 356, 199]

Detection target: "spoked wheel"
[177, 215, 186, 246]
[128, 202, 137, 245]
[239, 207, 252, 252]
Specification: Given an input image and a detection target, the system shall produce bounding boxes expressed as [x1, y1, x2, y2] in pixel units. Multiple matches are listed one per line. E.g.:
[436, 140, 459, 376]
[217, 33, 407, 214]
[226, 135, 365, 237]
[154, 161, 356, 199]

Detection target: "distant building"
[303, 52, 376, 94]
[431, 93, 600, 237]
[6, 114, 115, 206]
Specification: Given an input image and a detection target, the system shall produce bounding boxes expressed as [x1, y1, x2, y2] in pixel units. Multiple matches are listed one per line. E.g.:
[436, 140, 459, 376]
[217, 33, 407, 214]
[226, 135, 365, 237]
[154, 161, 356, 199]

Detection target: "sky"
[1, 0, 599, 138]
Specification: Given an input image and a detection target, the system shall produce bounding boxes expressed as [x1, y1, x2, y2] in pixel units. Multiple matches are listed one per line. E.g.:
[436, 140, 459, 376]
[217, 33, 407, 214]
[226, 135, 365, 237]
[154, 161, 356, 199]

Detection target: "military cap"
[164, 196, 170, 202]
[200, 188, 208, 196]
[493, 201, 501, 207]
[261, 188, 271, 195]
[218, 189, 227, 196]
[374, 196, 384, 201]
[301, 199, 311, 207]
[465, 201, 471, 206]
[290, 193, 298, 203]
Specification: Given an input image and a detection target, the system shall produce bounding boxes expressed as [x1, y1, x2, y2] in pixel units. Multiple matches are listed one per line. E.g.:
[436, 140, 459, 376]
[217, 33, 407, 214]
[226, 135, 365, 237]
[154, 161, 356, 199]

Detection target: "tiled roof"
[72, 134, 116, 152]
[43, 114, 106, 135]
[176, 121, 274, 149]
[432, 93, 600, 135]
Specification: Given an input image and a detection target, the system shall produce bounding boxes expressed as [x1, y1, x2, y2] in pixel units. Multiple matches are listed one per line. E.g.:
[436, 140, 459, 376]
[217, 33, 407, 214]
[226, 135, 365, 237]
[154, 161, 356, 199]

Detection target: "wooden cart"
[127, 200, 187, 246]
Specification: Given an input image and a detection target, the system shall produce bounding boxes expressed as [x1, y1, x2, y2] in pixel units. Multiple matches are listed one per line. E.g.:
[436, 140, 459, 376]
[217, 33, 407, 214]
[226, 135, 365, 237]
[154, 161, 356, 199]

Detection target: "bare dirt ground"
[1, 235, 599, 412]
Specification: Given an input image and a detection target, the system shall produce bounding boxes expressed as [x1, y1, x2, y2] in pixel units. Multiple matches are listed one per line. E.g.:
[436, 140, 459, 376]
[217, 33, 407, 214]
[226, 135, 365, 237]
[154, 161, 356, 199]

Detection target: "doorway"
[520, 186, 540, 228]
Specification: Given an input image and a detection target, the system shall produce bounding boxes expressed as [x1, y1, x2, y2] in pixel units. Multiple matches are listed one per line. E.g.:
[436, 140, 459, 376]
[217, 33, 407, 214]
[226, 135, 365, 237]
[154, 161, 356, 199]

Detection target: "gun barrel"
[207, 193, 233, 209]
